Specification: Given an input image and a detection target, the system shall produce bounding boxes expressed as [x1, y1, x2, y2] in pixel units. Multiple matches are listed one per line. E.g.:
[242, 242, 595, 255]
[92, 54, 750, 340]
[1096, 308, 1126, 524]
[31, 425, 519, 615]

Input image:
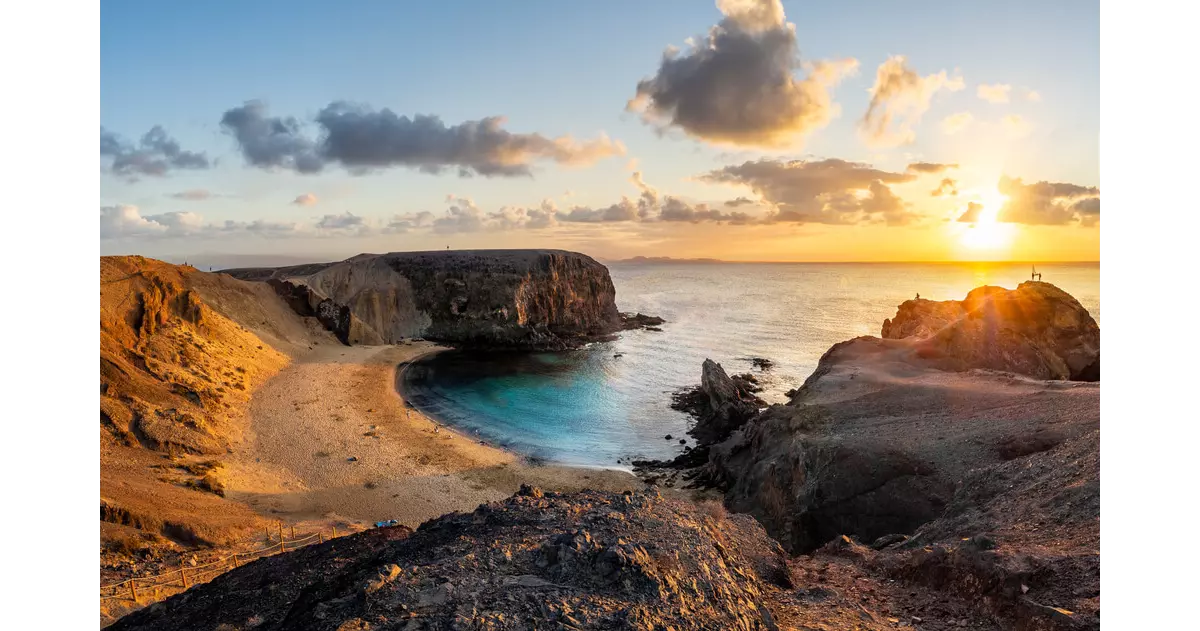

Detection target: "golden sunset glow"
[958, 189, 1015, 252]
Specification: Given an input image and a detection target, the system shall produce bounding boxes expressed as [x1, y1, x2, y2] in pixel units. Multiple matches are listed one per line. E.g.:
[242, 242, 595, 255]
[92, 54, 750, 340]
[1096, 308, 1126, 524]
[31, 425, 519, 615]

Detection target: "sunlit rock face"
[881, 281, 1100, 381]
[226, 250, 622, 350]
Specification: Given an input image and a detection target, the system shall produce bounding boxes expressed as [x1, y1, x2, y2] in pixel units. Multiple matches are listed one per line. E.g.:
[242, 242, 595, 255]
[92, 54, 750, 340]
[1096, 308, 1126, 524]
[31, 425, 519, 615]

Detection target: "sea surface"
[399, 262, 1100, 469]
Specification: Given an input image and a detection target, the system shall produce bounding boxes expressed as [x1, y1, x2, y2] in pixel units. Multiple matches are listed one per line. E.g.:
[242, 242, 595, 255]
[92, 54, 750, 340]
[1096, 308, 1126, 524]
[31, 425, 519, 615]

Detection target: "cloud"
[1002, 114, 1031, 139]
[700, 158, 918, 224]
[292, 193, 319, 206]
[906, 162, 957, 174]
[932, 178, 958, 197]
[724, 196, 756, 207]
[314, 212, 371, 236]
[168, 189, 216, 201]
[560, 198, 641, 223]
[101, 205, 207, 239]
[100, 126, 210, 179]
[384, 211, 434, 234]
[1024, 88, 1042, 102]
[628, 0, 858, 147]
[996, 177, 1099, 225]
[976, 83, 1011, 103]
[956, 201, 985, 223]
[941, 112, 974, 135]
[859, 56, 964, 147]
[221, 100, 623, 177]
[429, 197, 562, 233]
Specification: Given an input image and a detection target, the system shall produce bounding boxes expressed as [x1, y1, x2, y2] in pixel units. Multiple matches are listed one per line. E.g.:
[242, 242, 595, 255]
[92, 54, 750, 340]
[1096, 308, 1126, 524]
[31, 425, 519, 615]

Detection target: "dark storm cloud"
[627, 0, 857, 147]
[995, 177, 1100, 226]
[220, 100, 623, 177]
[700, 158, 917, 224]
[100, 126, 210, 178]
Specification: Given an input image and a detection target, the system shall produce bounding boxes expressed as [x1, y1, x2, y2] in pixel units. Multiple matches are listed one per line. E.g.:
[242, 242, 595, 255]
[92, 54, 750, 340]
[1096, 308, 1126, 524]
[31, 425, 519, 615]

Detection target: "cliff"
[655, 282, 1100, 628]
[224, 250, 625, 350]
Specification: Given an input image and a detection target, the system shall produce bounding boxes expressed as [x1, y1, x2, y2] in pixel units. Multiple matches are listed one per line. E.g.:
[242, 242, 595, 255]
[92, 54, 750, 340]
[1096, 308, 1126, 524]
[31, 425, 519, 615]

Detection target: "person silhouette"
[916, 292, 921, 300]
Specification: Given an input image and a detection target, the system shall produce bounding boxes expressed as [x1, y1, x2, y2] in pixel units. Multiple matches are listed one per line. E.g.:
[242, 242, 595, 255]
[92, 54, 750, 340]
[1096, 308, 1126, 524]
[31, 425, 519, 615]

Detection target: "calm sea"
[400, 262, 1100, 469]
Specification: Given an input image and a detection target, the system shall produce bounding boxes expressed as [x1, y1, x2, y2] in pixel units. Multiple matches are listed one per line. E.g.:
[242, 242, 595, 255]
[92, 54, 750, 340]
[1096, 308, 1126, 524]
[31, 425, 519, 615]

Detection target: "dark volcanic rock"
[880, 281, 1100, 381]
[619, 312, 666, 331]
[109, 489, 791, 631]
[226, 250, 623, 350]
[670, 359, 765, 445]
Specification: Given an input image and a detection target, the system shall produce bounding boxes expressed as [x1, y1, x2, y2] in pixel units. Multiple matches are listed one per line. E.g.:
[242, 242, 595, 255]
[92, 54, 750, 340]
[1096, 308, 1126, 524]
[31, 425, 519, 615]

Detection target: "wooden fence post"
[180, 563, 189, 589]
[318, 532, 323, 544]
[291, 525, 296, 540]
[232, 554, 239, 568]
[129, 580, 137, 602]
[332, 525, 337, 539]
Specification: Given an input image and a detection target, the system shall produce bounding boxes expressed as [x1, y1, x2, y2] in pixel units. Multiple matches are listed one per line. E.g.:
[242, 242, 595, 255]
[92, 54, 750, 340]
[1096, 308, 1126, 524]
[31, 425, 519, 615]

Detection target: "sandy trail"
[225, 342, 639, 531]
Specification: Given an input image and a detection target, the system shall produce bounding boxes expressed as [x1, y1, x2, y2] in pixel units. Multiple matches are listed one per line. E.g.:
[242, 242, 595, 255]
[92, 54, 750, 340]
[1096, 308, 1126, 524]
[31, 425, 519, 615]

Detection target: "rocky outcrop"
[880, 281, 1100, 381]
[226, 250, 627, 350]
[670, 359, 765, 445]
[632, 283, 1100, 628]
[109, 487, 794, 631]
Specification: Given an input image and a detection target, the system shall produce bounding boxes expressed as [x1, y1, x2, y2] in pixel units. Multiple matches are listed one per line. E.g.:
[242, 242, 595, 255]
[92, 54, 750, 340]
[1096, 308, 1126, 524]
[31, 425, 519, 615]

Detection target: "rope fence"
[100, 522, 339, 604]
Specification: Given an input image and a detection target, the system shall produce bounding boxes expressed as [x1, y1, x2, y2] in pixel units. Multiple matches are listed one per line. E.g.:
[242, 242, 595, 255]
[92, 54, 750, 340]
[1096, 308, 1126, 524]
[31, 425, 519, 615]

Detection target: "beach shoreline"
[223, 341, 643, 533]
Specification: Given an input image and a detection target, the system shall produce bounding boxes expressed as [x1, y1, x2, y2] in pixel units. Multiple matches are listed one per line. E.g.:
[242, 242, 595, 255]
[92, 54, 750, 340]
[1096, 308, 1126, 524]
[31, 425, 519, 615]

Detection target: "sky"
[99, 0, 1099, 266]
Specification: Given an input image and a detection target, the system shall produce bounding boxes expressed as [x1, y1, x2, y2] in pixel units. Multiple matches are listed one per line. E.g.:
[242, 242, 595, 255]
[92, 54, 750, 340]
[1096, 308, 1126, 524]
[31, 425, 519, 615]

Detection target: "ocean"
[399, 262, 1100, 469]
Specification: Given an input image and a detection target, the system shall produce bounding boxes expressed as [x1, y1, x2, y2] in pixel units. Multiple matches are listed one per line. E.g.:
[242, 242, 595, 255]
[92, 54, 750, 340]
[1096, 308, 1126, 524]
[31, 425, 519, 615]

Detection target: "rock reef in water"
[880, 281, 1100, 381]
[225, 250, 628, 350]
[669, 359, 765, 445]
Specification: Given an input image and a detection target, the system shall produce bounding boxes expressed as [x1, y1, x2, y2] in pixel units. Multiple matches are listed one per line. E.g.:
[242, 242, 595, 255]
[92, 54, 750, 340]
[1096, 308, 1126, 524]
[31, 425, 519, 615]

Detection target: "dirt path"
[225, 342, 639, 531]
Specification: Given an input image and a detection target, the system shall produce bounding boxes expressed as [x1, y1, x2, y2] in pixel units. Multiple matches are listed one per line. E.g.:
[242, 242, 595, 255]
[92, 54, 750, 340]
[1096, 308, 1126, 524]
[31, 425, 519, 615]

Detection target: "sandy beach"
[224, 341, 641, 532]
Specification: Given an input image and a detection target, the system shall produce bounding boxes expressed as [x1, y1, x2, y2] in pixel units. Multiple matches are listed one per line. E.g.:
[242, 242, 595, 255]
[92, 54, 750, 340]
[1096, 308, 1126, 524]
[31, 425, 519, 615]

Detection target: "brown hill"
[101, 256, 332, 554]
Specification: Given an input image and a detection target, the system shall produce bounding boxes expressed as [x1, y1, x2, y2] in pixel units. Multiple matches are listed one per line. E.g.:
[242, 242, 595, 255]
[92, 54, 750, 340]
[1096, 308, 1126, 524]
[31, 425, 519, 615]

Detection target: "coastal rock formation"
[109, 488, 793, 631]
[644, 283, 1100, 627]
[670, 359, 766, 445]
[226, 250, 627, 350]
[880, 281, 1100, 381]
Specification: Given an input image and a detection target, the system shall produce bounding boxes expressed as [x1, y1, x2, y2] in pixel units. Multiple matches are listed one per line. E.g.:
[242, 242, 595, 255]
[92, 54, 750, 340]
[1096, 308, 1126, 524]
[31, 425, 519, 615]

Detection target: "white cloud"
[941, 112, 974, 135]
[291, 193, 319, 206]
[859, 56, 964, 147]
[976, 83, 1011, 103]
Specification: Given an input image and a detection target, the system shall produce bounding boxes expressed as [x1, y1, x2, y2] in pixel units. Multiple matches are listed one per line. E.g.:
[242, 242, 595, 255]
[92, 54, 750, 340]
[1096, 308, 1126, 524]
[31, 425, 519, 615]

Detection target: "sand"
[224, 342, 641, 532]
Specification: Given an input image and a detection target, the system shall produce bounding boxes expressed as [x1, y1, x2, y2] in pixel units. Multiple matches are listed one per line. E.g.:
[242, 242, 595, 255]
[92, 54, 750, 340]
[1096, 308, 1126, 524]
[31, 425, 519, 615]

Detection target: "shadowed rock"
[226, 250, 626, 350]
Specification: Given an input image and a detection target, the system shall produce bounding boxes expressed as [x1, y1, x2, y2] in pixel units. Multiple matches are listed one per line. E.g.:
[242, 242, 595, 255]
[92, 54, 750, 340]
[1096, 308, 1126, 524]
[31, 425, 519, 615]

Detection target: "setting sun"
[958, 189, 1016, 252]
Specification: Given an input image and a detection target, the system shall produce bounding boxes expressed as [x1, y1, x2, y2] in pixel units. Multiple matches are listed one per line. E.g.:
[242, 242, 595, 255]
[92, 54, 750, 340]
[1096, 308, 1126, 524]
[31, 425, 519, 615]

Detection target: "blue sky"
[100, 0, 1099, 264]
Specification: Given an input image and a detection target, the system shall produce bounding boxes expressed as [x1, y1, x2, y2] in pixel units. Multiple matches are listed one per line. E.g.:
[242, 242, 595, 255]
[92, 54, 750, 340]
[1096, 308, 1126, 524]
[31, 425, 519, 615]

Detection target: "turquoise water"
[399, 262, 1101, 468]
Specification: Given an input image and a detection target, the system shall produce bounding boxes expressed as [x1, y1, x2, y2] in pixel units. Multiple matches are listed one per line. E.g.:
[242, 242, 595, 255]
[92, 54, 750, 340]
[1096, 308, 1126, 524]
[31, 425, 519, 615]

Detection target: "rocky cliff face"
[880, 281, 1100, 381]
[226, 250, 623, 350]
[647, 283, 1100, 628]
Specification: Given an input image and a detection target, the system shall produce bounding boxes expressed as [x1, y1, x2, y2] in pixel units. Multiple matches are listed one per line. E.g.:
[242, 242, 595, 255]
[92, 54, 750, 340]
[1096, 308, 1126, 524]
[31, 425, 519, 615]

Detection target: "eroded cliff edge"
[224, 249, 627, 350]
[643, 281, 1101, 628]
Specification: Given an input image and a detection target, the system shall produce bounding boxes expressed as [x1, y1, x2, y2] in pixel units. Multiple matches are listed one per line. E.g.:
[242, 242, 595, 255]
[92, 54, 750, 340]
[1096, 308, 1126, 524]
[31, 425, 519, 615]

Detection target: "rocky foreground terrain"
[103, 263, 1098, 630]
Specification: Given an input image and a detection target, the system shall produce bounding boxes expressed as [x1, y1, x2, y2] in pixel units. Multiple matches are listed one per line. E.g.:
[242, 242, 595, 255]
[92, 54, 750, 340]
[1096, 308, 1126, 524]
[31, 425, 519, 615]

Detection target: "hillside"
[101, 256, 334, 556]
